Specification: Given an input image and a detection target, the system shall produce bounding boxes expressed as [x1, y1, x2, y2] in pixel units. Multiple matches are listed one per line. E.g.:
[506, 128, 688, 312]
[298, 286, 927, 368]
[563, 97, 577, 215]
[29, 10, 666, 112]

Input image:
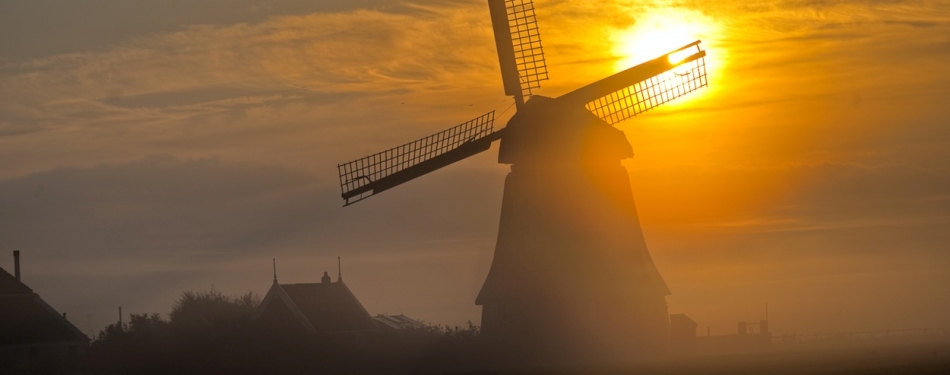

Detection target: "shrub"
[168, 288, 260, 337]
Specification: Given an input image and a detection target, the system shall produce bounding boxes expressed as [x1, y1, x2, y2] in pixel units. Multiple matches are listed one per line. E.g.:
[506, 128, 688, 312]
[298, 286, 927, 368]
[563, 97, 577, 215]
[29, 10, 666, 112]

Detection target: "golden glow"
[610, 8, 724, 107]
[667, 47, 695, 65]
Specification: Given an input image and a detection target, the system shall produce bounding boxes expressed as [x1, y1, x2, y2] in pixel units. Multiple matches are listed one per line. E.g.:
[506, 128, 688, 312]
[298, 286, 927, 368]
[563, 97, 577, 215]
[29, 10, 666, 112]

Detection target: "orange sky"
[1, 0, 949, 337]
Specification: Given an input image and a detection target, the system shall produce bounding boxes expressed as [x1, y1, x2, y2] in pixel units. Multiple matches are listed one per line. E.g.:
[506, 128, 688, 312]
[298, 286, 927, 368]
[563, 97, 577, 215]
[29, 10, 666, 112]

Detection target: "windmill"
[338, 0, 707, 358]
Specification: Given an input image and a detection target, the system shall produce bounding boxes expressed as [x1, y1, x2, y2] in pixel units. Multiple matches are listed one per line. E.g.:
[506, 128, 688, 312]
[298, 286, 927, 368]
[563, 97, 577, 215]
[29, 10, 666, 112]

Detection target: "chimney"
[13, 250, 20, 281]
[321, 271, 331, 284]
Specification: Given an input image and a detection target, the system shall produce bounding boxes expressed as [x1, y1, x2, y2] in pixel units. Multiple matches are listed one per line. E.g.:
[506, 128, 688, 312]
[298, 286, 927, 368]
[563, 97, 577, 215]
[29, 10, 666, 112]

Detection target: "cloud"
[0, 155, 328, 259]
[0, 153, 506, 262]
[630, 157, 950, 229]
[0, 0, 436, 60]
[0, 2, 510, 179]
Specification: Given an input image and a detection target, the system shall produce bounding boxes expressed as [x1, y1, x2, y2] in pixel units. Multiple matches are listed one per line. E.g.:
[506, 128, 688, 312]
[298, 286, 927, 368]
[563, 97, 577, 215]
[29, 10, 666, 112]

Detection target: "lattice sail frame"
[586, 55, 707, 126]
[338, 111, 496, 204]
[505, 0, 548, 97]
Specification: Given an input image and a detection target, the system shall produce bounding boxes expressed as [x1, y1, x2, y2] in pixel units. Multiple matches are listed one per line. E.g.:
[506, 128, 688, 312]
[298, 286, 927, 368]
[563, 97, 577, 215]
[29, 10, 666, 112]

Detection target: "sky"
[1, 0, 949, 338]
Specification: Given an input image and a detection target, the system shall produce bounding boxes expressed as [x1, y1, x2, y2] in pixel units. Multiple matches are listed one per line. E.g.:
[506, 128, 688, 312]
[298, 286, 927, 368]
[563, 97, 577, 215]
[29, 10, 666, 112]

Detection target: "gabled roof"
[0, 266, 32, 295]
[254, 276, 377, 334]
[0, 267, 89, 346]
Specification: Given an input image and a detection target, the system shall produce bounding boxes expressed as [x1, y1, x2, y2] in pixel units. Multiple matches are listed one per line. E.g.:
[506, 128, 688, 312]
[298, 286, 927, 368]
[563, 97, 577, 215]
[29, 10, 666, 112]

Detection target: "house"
[254, 268, 378, 337]
[0, 251, 89, 372]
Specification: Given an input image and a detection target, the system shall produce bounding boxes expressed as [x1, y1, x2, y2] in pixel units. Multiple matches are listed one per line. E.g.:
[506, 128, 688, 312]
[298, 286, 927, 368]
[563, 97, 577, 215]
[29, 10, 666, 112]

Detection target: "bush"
[164, 288, 259, 340]
[96, 313, 170, 342]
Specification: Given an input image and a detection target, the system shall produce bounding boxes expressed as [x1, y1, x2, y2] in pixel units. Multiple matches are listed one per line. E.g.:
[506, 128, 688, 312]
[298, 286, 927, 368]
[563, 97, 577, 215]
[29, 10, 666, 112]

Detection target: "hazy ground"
[486, 342, 950, 375]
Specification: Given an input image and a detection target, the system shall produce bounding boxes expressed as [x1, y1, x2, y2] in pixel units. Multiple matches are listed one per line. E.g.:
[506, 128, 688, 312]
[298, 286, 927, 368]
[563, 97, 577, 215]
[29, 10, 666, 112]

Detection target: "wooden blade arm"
[341, 129, 506, 205]
[557, 41, 706, 107]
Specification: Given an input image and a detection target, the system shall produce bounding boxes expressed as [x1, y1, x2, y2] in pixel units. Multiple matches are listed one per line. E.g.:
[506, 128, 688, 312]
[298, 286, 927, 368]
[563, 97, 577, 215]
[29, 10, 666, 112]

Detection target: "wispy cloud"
[0, 3, 510, 179]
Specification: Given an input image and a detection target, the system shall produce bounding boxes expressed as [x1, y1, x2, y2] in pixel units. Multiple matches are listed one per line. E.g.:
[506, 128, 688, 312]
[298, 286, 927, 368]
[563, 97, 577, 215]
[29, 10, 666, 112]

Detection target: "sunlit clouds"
[1, 0, 949, 337]
[611, 8, 719, 68]
[0, 4, 504, 178]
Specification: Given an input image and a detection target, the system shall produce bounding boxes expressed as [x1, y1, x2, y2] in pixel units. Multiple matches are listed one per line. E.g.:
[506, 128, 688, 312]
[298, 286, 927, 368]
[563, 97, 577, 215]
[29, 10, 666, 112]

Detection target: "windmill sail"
[338, 112, 500, 206]
[562, 41, 707, 125]
[488, 0, 549, 107]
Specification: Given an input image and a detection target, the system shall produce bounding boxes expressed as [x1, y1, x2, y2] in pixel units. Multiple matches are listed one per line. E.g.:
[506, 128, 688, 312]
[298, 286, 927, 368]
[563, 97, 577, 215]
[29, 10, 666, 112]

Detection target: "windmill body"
[337, 0, 707, 359]
[475, 96, 672, 357]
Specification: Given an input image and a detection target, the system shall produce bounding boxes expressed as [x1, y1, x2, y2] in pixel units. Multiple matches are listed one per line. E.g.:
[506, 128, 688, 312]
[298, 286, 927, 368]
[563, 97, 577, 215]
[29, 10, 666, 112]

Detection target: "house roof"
[0, 267, 89, 346]
[372, 314, 427, 330]
[0, 267, 32, 295]
[670, 313, 698, 328]
[255, 275, 377, 333]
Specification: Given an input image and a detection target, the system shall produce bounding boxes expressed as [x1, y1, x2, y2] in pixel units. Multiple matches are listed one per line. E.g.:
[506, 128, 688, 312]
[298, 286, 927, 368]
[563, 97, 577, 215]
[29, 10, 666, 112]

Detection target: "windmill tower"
[338, 0, 707, 359]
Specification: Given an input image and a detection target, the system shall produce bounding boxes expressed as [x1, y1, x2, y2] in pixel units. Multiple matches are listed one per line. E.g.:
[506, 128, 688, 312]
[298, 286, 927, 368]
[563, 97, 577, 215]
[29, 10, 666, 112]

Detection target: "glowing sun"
[611, 8, 723, 106]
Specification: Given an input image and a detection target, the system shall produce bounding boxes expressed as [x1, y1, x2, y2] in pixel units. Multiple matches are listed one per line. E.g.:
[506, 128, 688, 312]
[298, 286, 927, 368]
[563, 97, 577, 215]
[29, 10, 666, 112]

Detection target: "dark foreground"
[518, 342, 950, 375]
[10, 290, 947, 374]
[19, 338, 950, 375]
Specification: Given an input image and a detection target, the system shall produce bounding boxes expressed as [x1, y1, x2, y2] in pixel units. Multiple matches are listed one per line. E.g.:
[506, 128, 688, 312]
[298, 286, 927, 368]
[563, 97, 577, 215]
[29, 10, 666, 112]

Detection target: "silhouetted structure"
[475, 96, 673, 359]
[254, 269, 377, 339]
[372, 314, 428, 331]
[670, 314, 698, 353]
[0, 251, 89, 372]
[336, 0, 707, 361]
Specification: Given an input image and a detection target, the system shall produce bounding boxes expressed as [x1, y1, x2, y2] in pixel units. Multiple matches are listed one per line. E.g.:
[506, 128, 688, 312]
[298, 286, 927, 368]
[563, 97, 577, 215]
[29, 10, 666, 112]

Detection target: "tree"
[168, 288, 260, 336]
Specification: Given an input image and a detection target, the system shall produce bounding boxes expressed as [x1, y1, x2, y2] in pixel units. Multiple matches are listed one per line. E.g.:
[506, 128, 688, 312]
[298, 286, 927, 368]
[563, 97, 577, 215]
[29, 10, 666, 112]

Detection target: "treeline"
[85, 289, 496, 375]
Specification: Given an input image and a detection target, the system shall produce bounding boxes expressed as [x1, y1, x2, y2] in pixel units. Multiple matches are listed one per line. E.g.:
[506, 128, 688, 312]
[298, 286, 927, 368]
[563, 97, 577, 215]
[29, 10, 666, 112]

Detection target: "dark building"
[254, 270, 377, 337]
[670, 313, 698, 353]
[476, 97, 671, 360]
[0, 251, 89, 372]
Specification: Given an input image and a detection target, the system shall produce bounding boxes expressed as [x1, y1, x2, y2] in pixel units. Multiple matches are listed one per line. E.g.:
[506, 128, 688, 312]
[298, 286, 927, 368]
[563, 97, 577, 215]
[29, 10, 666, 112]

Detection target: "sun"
[611, 8, 723, 106]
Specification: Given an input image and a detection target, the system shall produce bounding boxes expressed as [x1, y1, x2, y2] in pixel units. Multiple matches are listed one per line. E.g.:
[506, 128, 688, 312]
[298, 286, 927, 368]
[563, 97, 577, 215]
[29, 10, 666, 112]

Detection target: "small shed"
[670, 313, 698, 353]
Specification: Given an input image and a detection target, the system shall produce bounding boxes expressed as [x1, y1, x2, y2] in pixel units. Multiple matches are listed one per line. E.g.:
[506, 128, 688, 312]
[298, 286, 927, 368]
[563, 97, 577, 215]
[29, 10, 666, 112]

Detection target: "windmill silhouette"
[338, 0, 707, 358]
